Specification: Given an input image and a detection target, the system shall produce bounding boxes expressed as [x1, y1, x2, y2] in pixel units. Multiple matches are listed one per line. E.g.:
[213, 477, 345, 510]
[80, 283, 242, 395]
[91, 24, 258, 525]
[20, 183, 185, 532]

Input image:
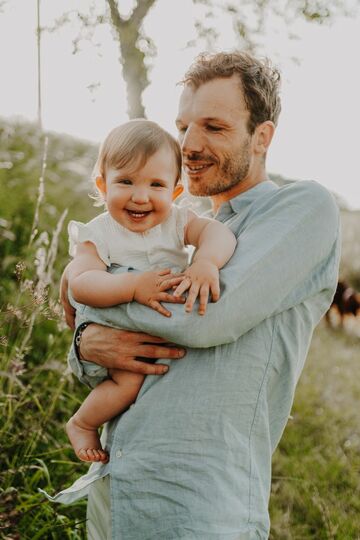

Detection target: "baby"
[66, 119, 236, 463]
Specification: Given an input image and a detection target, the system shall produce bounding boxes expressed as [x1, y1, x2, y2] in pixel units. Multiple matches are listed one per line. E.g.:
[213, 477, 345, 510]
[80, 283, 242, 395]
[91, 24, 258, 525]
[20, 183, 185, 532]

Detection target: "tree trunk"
[106, 0, 156, 119]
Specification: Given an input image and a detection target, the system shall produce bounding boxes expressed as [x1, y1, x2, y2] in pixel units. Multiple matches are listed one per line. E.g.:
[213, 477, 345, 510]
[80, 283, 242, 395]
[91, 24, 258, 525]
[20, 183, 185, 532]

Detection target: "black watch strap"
[74, 322, 92, 360]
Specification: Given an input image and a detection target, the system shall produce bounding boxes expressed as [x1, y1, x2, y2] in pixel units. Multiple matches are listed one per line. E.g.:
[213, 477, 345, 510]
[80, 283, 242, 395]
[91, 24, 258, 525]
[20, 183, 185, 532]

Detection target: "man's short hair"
[181, 51, 281, 134]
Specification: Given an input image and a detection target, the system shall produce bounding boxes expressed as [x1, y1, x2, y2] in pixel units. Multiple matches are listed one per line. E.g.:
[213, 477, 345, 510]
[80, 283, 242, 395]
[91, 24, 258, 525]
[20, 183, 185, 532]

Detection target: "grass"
[0, 119, 359, 539]
[270, 324, 360, 539]
[0, 119, 94, 539]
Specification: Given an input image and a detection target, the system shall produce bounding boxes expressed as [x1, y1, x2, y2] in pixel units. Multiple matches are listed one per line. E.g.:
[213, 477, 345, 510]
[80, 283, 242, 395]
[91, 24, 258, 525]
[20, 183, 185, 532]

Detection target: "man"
[61, 51, 340, 539]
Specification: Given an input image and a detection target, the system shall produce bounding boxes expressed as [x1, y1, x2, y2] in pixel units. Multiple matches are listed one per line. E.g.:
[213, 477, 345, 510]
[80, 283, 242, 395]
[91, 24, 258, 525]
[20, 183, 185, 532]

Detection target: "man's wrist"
[74, 321, 92, 361]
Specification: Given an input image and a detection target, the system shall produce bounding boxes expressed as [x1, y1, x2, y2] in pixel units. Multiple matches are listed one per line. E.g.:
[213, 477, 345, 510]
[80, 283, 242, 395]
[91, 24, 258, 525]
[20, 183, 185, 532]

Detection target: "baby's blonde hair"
[93, 119, 182, 205]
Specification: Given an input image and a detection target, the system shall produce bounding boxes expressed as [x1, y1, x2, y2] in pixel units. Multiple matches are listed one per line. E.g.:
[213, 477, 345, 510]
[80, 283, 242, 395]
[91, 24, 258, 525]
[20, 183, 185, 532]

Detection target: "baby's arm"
[68, 241, 138, 306]
[174, 211, 237, 314]
[68, 242, 184, 315]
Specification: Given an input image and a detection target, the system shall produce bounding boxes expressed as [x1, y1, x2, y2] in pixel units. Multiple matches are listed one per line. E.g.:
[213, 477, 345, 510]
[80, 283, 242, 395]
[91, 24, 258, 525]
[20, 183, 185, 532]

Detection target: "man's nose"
[181, 124, 204, 156]
[131, 187, 149, 204]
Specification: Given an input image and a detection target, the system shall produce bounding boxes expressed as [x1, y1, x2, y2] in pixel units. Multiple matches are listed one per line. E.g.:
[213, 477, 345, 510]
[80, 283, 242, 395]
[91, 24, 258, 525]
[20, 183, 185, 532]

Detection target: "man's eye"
[177, 126, 187, 134]
[206, 125, 222, 132]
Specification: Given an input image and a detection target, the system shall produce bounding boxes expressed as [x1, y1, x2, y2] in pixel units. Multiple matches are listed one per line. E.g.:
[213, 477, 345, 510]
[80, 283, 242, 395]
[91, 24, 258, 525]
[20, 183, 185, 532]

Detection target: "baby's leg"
[66, 370, 144, 463]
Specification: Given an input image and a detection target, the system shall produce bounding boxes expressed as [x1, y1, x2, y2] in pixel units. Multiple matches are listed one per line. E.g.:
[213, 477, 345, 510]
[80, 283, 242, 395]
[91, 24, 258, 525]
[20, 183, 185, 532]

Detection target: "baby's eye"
[151, 181, 164, 187]
[118, 179, 132, 185]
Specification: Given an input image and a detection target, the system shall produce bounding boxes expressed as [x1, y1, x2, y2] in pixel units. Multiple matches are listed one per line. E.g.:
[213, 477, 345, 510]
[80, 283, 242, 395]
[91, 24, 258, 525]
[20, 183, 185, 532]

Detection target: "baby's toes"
[78, 448, 91, 462]
[88, 449, 101, 461]
[98, 450, 109, 463]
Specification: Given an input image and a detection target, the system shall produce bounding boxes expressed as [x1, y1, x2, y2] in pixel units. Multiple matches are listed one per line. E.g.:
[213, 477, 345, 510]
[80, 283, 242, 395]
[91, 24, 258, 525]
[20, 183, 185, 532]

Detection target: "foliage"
[0, 120, 359, 538]
[192, 0, 357, 51]
[0, 119, 97, 538]
[45, 0, 359, 120]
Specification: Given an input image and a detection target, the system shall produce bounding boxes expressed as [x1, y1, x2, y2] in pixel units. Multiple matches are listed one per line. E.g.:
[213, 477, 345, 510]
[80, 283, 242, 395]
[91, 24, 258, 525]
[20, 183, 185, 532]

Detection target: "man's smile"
[184, 161, 214, 176]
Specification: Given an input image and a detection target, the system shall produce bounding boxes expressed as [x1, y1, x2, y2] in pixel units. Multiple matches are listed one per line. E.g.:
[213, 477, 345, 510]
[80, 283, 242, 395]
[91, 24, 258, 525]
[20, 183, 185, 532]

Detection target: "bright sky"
[1, 0, 360, 208]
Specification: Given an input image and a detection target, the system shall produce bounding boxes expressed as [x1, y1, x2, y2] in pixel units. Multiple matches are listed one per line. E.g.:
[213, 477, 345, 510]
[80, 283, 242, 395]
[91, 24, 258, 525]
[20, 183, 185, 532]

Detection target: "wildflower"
[48, 298, 63, 319]
[34, 246, 47, 283]
[0, 336, 8, 347]
[14, 261, 26, 280]
[32, 288, 48, 306]
[36, 231, 49, 246]
[20, 279, 34, 293]
[6, 304, 23, 320]
[9, 356, 26, 377]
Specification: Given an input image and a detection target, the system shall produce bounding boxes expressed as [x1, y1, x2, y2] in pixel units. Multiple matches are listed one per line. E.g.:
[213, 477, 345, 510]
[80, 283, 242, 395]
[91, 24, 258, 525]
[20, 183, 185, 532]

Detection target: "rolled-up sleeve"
[69, 181, 340, 350]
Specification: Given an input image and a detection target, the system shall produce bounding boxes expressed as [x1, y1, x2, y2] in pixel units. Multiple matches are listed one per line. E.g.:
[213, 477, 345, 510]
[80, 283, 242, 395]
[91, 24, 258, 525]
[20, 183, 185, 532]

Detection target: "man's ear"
[96, 176, 107, 197]
[253, 121, 275, 155]
[173, 183, 184, 201]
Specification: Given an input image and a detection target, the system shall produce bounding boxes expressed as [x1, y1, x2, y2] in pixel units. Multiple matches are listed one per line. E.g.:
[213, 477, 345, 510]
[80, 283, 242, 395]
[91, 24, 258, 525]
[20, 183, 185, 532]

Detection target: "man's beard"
[187, 140, 251, 197]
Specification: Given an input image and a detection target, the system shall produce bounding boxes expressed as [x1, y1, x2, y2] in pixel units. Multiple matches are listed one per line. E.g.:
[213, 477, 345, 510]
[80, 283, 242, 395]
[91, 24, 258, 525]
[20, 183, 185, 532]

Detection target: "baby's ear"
[173, 183, 184, 201]
[96, 176, 107, 195]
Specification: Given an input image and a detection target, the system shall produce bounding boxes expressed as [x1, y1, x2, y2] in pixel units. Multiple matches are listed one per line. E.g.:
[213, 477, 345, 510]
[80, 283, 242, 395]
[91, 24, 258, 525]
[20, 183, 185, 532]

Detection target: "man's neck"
[211, 171, 269, 213]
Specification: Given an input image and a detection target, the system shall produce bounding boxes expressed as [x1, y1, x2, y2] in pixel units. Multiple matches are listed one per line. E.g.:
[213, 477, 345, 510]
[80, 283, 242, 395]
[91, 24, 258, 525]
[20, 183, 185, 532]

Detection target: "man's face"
[176, 76, 254, 197]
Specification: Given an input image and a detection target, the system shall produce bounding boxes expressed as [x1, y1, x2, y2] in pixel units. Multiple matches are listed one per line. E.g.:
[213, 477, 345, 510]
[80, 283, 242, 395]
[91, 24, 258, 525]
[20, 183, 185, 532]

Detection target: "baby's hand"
[133, 268, 185, 317]
[173, 260, 220, 315]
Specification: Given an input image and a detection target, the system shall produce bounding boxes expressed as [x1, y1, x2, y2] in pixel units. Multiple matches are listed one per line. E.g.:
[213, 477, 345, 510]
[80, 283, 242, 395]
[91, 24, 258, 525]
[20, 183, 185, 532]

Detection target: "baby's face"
[99, 146, 178, 233]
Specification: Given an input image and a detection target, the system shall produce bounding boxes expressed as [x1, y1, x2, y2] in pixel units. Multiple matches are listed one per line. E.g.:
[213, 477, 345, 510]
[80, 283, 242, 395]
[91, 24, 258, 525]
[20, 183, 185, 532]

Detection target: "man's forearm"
[67, 320, 186, 381]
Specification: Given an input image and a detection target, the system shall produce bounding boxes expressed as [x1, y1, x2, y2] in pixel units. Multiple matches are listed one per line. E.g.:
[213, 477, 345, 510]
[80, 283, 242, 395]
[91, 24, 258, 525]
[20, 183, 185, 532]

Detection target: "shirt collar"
[215, 180, 278, 220]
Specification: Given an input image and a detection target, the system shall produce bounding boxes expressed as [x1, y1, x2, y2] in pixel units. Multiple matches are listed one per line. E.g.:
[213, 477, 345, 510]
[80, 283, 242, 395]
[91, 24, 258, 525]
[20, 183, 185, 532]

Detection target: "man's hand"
[133, 268, 185, 317]
[79, 325, 186, 375]
[60, 262, 76, 329]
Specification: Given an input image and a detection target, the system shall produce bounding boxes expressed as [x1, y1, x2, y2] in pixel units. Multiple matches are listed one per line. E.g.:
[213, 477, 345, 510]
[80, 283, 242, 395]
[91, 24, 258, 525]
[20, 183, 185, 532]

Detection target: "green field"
[1, 120, 359, 539]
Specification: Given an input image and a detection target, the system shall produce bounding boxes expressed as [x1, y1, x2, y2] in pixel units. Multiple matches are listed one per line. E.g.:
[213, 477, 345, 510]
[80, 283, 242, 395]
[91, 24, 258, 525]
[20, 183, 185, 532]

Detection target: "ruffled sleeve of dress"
[68, 214, 111, 267]
[173, 204, 190, 246]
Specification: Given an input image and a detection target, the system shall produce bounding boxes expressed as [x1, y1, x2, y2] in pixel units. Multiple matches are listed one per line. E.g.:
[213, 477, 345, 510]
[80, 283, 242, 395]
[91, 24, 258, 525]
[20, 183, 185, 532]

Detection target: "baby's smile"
[126, 209, 152, 220]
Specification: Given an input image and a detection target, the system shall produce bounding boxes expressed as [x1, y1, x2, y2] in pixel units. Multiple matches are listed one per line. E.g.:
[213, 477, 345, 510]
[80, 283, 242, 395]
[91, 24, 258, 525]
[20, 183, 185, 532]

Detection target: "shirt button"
[115, 449, 123, 458]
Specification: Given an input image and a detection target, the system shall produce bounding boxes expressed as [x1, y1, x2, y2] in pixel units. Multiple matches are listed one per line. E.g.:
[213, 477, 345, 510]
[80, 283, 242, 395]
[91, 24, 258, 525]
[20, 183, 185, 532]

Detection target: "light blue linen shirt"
[51, 180, 340, 539]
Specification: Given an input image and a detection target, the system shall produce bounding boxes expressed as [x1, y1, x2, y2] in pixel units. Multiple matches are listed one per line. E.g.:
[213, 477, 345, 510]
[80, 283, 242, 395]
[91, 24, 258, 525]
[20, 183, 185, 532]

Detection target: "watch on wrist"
[74, 322, 92, 360]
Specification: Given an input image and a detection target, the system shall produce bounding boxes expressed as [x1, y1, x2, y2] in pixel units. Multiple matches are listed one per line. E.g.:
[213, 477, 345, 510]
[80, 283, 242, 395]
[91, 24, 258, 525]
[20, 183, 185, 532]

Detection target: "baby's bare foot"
[66, 416, 109, 463]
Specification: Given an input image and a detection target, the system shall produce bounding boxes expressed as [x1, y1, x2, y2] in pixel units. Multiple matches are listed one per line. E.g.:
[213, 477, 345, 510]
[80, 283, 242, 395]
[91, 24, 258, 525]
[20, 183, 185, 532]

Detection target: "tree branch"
[132, 0, 157, 28]
[106, 0, 124, 30]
